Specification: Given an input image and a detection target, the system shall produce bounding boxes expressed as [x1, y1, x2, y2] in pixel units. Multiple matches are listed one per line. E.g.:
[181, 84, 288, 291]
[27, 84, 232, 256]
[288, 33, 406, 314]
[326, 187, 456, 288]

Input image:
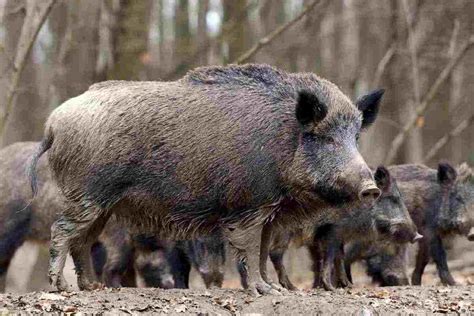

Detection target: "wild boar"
[29, 64, 383, 294]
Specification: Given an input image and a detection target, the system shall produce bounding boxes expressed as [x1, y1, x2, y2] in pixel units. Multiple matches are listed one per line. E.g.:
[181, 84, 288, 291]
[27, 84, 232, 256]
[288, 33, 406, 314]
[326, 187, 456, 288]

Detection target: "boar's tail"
[28, 131, 54, 199]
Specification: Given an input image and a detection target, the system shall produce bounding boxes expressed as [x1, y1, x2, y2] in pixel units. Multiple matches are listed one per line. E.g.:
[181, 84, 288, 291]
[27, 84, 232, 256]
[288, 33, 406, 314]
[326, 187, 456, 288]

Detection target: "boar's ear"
[356, 89, 384, 129]
[438, 162, 457, 186]
[296, 90, 328, 126]
[374, 166, 392, 193]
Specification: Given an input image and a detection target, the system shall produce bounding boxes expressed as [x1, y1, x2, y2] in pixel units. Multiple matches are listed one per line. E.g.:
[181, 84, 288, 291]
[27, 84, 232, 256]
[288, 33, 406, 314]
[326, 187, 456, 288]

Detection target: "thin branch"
[422, 113, 474, 163]
[232, 0, 329, 64]
[0, 0, 58, 136]
[372, 43, 395, 88]
[383, 35, 474, 164]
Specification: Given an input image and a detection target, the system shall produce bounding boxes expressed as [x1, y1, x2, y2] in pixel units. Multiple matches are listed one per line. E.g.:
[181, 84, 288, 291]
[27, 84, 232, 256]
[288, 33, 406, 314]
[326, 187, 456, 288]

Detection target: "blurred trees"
[0, 0, 472, 166]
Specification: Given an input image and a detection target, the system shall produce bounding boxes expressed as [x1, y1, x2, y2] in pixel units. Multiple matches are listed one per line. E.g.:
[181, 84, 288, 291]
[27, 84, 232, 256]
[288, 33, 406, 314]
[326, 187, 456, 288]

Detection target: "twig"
[0, 0, 58, 136]
[232, 0, 328, 64]
[422, 113, 474, 163]
[372, 43, 395, 88]
[383, 35, 474, 164]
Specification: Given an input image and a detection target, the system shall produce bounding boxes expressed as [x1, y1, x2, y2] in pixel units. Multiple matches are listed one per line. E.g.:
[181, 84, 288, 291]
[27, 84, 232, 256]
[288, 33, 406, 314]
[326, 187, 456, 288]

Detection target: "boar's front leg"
[335, 244, 352, 288]
[411, 236, 430, 285]
[225, 225, 280, 296]
[430, 235, 456, 286]
[259, 223, 290, 291]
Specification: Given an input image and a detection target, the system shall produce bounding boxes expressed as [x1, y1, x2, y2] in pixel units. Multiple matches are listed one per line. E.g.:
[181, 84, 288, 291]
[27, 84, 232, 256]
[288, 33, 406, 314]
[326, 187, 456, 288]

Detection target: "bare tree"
[0, 0, 57, 146]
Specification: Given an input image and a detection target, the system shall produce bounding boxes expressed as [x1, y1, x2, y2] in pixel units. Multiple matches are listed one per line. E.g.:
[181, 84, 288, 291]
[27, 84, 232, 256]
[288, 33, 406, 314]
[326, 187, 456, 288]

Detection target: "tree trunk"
[109, 0, 152, 80]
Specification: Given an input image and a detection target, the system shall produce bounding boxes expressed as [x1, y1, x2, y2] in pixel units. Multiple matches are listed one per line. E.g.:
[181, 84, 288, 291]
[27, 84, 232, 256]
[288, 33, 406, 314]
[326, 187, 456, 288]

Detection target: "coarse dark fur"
[31, 64, 384, 292]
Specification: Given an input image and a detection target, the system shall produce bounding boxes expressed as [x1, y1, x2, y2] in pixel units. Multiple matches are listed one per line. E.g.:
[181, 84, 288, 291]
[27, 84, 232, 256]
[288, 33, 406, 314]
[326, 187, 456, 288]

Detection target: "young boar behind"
[29, 64, 384, 293]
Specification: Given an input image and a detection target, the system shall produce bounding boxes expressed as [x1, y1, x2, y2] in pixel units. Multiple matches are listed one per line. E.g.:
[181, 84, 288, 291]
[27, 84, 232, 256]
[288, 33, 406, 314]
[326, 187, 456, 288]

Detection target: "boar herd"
[0, 64, 472, 295]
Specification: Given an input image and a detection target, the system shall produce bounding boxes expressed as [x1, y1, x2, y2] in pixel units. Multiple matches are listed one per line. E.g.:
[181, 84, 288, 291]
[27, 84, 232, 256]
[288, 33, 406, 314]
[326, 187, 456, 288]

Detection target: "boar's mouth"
[311, 183, 356, 207]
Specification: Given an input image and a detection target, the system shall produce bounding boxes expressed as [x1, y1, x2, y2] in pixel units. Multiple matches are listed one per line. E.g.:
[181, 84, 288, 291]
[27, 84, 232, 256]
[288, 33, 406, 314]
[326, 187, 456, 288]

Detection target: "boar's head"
[437, 162, 474, 237]
[289, 87, 384, 209]
[372, 166, 421, 244]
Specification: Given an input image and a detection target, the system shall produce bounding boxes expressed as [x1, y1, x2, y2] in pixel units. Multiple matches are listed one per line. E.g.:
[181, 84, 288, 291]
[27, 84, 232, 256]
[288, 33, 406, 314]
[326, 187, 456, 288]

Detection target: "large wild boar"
[29, 64, 384, 294]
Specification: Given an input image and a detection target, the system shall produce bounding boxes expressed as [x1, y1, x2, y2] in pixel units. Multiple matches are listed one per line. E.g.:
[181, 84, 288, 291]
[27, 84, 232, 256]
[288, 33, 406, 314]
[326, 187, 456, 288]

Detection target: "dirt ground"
[1, 286, 474, 315]
[2, 238, 474, 314]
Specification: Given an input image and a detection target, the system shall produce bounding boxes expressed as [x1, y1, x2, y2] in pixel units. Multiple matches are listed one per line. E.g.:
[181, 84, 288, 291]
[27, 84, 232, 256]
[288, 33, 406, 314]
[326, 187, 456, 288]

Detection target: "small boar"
[388, 163, 474, 285]
[344, 241, 410, 286]
[30, 64, 383, 294]
[94, 226, 175, 289]
[308, 166, 419, 290]
[168, 232, 226, 289]
[345, 163, 474, 286]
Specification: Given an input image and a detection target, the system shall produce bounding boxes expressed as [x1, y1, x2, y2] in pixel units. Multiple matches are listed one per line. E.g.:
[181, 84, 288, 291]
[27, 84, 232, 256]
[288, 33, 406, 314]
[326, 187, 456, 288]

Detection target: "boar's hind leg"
[226, 225, 280, 296]
[430, 236, 456, 286]
[50, 205, 111, 291]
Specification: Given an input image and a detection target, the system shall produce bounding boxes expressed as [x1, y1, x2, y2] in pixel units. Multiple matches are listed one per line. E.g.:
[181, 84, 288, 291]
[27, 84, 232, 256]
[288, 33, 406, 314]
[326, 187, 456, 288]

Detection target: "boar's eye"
[355, 133, 360, 143]
[318, 135, 336, 144]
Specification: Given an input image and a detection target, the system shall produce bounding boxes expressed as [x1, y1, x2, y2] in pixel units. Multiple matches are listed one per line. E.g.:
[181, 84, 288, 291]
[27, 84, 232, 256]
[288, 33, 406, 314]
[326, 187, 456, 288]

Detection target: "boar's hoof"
[248, 280, 282, 296]
[322, 279, 336, 292]
[337, 277, 353, 289]
[49, 274, 70, 292]
[278, 280, 297, 291]
[78, 278, 105, 291]
[269, 282, 290, 293]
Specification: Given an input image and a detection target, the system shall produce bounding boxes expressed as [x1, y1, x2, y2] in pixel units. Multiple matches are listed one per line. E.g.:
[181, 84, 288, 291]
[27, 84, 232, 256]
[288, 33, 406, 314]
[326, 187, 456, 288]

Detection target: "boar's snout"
[411, 232, 423, 243]
[358, 181, 381, 205]
[467, 227, 474, 241]
[161, 274, 175, 289]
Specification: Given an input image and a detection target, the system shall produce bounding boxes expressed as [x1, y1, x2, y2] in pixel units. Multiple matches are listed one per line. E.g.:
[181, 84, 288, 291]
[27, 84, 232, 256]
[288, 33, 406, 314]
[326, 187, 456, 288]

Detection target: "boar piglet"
[344, 241, 410, 286]
[168, 232, 226, 289]
[30, 64, 384, 294]
[309, 166, 419, 290]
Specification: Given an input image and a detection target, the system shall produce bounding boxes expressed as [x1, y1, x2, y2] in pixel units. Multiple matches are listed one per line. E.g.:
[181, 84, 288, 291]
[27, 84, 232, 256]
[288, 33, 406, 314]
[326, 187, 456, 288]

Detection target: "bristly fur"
[41, 63, 375, 238]
[37, 64, 384, 291]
